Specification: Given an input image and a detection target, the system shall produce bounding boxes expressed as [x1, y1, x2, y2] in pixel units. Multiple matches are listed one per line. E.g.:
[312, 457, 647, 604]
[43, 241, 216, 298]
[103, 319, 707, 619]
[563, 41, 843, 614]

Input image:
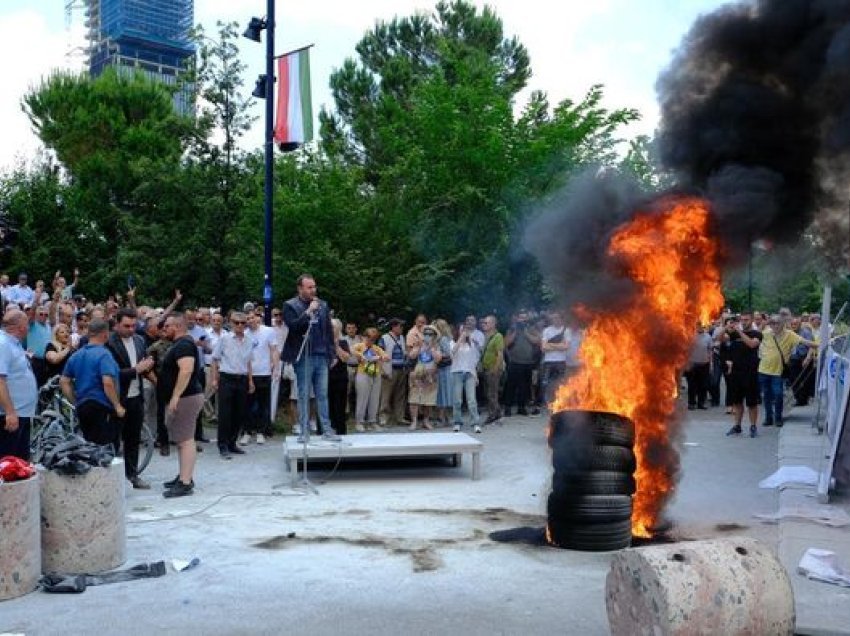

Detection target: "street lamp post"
[244, 1, 275, 326]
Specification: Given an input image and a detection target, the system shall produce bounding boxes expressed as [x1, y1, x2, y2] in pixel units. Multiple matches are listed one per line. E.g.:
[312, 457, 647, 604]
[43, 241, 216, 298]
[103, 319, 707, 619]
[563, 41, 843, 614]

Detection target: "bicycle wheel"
[137, 423, 155, 475]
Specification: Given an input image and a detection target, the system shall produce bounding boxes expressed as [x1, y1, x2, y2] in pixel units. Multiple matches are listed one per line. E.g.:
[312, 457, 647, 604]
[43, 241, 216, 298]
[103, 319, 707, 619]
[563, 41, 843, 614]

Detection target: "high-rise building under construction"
[80, 0, 195, 113]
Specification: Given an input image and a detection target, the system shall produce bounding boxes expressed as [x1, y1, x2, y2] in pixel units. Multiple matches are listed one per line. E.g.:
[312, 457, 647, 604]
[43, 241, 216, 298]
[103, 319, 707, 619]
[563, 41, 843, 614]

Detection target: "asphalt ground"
[3, 398, 845, 635]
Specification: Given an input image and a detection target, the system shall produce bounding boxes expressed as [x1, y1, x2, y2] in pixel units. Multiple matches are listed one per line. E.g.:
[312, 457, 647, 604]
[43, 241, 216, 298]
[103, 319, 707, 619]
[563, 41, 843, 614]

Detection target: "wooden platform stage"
[282, 432, 484, 483]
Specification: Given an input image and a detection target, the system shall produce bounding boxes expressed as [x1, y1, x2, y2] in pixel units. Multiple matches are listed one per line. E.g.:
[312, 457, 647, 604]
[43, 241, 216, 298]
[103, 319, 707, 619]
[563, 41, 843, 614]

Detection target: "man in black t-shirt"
[160, 313, 204, 498]
[722, 313, 763, 437]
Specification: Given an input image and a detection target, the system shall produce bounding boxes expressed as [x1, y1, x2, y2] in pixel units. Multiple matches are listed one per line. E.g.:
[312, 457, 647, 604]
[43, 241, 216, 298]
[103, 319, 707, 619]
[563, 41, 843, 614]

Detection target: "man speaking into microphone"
[281, 274, 341, 441]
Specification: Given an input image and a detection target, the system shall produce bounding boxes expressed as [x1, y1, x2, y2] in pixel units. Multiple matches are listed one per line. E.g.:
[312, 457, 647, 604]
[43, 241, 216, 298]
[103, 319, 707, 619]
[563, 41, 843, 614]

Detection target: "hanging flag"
[274, 48, 313, 152]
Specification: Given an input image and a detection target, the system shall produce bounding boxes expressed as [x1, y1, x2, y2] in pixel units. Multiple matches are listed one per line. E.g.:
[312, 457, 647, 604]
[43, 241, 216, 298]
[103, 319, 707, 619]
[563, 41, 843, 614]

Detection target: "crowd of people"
[683, 308, 822, 438]
[0, 268, 826, 500]
[0, 271, 585, 498]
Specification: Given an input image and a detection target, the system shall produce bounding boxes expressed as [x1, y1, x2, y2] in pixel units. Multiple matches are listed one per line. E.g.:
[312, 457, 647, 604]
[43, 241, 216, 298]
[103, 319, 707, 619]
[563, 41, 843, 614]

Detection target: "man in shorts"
[160, 313, 205, 498]
[722, 313, 763, 438]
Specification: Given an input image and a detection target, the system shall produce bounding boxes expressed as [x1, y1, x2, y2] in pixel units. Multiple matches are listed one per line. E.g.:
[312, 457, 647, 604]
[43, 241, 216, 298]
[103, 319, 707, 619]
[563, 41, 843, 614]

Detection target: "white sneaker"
[309, 421, 318, 433]
[292, 425, 301, 436]
[255, 433, 266, 445]
[453, 424, 461, 433]
[238, 433, 251, 446]
[474, 425, 482, 434]
[355, 423, 366, 433]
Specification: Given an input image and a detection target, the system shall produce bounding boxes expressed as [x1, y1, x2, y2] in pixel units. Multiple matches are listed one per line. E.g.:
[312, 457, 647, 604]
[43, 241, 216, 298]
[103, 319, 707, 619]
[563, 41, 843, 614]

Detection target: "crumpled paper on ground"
[754, 505, 850, 527]
[759, 466, 820, 489]
[172, 557, 200, 572]
[798, 548, 850, 587]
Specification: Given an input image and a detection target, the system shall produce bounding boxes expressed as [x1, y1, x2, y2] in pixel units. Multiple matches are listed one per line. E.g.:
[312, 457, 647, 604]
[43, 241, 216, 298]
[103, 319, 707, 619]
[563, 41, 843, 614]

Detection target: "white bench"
[283, 432, 483, 483]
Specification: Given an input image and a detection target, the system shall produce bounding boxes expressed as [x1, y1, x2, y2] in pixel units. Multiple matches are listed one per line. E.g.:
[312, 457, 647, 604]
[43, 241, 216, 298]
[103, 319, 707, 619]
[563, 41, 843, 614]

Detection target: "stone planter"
[606, 537, 794, 635]
[0, 473, 41, 600]
[40, 458, 126, 574]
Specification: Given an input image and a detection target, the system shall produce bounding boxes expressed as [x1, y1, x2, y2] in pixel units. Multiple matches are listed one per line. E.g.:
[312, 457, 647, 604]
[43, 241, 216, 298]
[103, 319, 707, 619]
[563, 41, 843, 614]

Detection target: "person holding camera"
[503, 310, 540, 417]
[722, 312, 763, 437]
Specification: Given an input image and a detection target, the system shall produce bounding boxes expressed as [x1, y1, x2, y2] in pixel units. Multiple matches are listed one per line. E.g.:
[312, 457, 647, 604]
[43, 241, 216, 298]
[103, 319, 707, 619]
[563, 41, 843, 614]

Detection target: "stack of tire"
[547, 410, 636, 551]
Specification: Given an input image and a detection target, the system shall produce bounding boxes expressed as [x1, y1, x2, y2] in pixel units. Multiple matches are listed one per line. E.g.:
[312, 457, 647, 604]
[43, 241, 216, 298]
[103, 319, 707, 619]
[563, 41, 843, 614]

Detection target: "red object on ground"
[0, 455, 35, 482]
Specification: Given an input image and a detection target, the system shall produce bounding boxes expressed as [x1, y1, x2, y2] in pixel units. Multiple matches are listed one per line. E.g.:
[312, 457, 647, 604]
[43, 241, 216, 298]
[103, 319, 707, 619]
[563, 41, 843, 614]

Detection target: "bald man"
[0, 309, 38, 459]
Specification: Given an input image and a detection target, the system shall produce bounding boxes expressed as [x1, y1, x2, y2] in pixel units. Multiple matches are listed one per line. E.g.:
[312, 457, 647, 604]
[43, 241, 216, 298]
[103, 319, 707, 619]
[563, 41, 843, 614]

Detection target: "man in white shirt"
[541, 311, 570, 404]
[203, 312, 225, 422]
[210, 313, 254, 458]
[240, 311, 279, 445]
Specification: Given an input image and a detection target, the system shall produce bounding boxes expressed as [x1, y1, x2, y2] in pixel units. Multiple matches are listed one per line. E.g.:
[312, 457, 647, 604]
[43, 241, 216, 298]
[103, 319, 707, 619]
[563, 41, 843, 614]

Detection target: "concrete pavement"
[775, 406, 850, 636]
[0, 401, 843, 635]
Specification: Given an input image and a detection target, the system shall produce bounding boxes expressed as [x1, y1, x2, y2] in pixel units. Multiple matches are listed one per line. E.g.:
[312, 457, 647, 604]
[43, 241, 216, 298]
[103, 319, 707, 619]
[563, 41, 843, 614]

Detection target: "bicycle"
[31, 375, 155, 475]
[31, 378, 80, 461]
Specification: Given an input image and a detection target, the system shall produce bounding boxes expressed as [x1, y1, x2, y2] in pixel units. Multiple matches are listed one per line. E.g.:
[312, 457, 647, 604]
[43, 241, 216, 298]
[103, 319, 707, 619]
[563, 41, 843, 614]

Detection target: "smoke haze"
[657, 0, 850, 269]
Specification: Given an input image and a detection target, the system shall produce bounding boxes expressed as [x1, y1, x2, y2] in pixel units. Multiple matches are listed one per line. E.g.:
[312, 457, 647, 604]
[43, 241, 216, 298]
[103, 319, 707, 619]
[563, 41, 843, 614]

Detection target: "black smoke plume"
[657, 0, 850, 270]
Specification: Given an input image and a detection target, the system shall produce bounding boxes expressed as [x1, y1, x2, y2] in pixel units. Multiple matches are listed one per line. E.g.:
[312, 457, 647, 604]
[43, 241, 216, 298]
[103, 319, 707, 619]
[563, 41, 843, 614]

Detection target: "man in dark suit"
[281, 274, 340, 441]
[107, 307, 154, 488]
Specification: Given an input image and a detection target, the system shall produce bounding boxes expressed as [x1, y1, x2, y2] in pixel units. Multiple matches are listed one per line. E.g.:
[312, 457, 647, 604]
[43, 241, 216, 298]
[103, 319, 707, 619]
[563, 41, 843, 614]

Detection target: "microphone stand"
[294, 310, 318, 494]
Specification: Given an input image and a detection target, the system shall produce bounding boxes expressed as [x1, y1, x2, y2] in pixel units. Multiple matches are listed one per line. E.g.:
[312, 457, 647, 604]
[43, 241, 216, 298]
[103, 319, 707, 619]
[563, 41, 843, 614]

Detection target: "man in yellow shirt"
[758, 314, 817, 429]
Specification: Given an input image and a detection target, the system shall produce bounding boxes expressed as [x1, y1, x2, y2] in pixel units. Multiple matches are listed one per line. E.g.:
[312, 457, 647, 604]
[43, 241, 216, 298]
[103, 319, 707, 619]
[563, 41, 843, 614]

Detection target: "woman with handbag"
[351, 327, 389, 432]
[407, 324, 443, 431]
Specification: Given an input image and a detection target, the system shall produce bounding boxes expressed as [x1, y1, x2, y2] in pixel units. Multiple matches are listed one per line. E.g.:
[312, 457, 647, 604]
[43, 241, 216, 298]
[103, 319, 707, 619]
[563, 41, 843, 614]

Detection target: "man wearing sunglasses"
[210, 312, 254, 458]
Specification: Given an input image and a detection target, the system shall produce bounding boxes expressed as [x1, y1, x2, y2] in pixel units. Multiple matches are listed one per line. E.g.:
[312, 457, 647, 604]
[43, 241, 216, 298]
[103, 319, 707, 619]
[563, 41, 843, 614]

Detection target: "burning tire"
[589, 446, 636, 473]
[547, 494, 632, 524]
[547, 519, 633, 552]
[548, 410, 635, 452]
[552, 471, 636, 496]
[547, 410, 636, 552]
[591, 415, 635, 448]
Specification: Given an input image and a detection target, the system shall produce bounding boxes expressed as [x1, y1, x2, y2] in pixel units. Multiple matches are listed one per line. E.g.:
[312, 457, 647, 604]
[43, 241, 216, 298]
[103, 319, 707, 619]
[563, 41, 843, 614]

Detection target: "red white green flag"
[274, 48, 313, 151]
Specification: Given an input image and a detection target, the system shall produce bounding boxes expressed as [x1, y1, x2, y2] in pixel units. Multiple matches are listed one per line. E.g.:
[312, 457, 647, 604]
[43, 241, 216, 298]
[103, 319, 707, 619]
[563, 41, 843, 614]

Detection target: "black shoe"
[197, 437, 211, 444]
[163, 481, 194, 498]
[726, 425, 742, 436]
[697, 405, 708, 410]
[159, 445, 170, 457]
[219, 448, 232, 460]
[776, 419, 784, 428]
[531, 407, 541, 416]
[750, 425, 758, 438]
[688, 405, 696, 411]
[228, 445, 246, 455]
[762, 420, 774, 427]
[163, 476, 194, 489]
[517, 408, 529, 416]
[503, 408, 512, 417]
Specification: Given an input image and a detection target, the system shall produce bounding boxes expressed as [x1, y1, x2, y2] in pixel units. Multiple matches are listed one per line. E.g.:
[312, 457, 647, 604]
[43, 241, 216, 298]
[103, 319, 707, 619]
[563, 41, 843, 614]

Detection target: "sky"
[0, 0, 730, 170]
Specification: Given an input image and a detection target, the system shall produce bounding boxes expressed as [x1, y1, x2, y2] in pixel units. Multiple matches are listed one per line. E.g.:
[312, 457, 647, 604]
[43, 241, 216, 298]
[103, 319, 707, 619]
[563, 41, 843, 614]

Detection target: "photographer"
[503, 310, 540, 417]
[721, 312, 763, 437]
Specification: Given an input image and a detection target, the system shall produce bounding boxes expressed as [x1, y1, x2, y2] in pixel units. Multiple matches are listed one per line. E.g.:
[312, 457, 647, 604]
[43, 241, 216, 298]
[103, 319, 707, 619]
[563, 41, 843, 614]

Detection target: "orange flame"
[551, 195, 724, 538]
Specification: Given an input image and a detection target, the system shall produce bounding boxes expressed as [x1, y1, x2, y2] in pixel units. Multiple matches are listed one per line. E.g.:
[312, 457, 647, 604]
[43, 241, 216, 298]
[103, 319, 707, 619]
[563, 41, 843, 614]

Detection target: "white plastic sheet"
[758, 466, 820, 489]
[798, 548, 850, 587]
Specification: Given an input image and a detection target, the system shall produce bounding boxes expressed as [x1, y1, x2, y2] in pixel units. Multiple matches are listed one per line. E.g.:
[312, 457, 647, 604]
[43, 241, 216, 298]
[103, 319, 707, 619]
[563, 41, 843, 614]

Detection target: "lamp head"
[243, 17, 266, 42]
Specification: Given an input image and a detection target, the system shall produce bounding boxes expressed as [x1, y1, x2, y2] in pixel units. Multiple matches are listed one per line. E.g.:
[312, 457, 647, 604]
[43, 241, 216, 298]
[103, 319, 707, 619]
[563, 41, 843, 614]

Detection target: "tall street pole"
[262, 0, 275, 326]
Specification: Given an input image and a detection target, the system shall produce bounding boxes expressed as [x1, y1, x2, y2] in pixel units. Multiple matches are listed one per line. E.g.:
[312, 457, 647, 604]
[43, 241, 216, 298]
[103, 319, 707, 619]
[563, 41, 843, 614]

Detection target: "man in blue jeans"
[281, 274, 340, 442]
[757, 314, 817, 434]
